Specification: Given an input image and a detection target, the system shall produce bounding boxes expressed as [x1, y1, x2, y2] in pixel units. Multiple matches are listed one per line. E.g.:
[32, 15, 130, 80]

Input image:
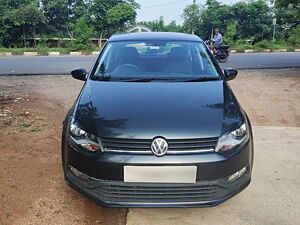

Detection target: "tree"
[182, 3, 202, 34]
[224, 21, 238, 45]
[138, 17, 182, 32]
[106, 2, 136, 35]
[41, 0, 76, 38]
[0, 0, 34, 47]
[11, 2, 45, 46]
[275, 0, 300, 20]
[287, 25, 300, 46]
[88, 0, 139, 38]
[231, 0, 272, 42]
[72, 17, 93, 50]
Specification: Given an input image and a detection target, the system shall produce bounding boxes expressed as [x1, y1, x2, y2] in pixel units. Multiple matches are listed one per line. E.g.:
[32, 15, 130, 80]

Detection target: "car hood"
[74, 80, 243, 139]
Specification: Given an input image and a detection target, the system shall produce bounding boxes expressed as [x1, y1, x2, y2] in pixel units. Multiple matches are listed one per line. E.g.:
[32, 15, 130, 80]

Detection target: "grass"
[21, 123, 31, 128]
[10, 185, 17, 189]
[231, 40, 298, 52]
[31, 128, 41, 133]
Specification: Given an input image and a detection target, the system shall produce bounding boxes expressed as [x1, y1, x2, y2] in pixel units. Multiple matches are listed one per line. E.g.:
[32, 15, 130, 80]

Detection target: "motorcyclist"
[211, 28, 223, 55]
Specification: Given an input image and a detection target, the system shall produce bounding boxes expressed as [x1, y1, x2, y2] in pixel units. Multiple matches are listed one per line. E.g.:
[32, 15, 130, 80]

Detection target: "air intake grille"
[93, 181, 221, 203]
[100, 137, 218, 154]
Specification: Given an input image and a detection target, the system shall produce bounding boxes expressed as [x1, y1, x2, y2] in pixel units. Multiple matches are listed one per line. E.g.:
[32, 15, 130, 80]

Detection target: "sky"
[135, 0, 242, 24]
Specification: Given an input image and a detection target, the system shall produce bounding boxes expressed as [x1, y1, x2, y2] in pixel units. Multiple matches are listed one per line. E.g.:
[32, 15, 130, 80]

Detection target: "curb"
[0, 51, 99, 57]
[230, 49, 297, 54]
[0, 49, 299, 56]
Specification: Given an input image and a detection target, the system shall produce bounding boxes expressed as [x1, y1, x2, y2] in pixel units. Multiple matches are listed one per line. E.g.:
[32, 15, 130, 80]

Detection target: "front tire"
[218, 51, 229, 63]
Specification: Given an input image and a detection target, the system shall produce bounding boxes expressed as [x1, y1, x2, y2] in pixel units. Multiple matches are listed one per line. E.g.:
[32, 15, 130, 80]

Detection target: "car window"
[92, 40, 220, 81]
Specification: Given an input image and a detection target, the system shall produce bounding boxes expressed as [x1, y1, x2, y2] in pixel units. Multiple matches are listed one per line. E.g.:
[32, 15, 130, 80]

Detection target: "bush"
[254, 40, 272, 48]
[287, 25, 300, 47]
[71, 18, 94, 51]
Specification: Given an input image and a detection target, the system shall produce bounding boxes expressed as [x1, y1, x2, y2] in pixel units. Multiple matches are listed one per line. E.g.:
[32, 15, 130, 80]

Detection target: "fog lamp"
[228, 167, 247, 182]
[69, 166, 90, 181]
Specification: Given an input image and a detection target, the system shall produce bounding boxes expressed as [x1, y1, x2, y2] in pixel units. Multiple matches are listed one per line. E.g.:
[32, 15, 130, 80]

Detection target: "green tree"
[72, 17, 93, 50]
[0, 0, 34, 47]
[139, 17, 182, 32]
[197, 0, 231, 39]
[275, 0, 300, 20]
[88, 0, 139, 38]
[11, 2, 45, 46]
[287, 25, 300, 46]
[224, 21, 238, 45]
[41, 0, 76, 38]
[182, 3, 202, 34]
[106, 2, 136, 34]
[231, 0, 272, 42]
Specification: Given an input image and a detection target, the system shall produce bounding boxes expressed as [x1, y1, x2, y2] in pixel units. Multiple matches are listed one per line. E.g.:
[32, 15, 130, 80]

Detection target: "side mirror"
[224, 68, 238, 81]
[71, 68, 87, 81]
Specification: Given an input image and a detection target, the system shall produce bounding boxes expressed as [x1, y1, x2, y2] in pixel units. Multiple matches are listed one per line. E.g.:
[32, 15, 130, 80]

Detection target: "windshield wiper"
[122, 78, 174, 82]
[183, 77, 220, 82]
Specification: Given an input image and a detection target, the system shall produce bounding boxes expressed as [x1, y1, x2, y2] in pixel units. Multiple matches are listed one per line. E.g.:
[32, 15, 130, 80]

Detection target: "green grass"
[21, 123, 31, 128]
[231, 40, 294, 52]
[31, 128, 41, 133]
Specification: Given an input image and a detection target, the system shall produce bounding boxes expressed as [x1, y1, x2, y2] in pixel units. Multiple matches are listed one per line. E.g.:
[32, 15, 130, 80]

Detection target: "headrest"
[119, 47, 139, 58]
[169, 47, 188, 58]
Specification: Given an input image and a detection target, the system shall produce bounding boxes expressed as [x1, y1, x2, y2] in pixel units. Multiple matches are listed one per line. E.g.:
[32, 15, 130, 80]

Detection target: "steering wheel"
[116, 64, 141, 73]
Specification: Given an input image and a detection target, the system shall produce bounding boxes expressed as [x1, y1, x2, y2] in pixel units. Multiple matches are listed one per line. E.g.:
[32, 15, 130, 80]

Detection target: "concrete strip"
[244, 49, 254, 53]
[273, 49, 288, 52]
[294, 49, 300, 52]
[70, 51, 82, 56]
[48, 52, 60, 56]
[126, 126, 300, 225]
[0, 52, 12, 57]
[92, 51, 99, 55]
[23, 52, 37, 56]
[230, 50, 237, 53]
[263, 49, 271, 52]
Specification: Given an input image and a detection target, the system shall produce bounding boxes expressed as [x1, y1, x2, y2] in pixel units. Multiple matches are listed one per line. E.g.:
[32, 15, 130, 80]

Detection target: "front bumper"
[66, 166, 250, 207]
[63, 136, 253, 207]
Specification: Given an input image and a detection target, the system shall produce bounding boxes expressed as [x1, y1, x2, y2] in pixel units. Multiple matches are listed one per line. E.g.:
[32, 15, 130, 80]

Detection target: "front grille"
[100, 137, 218, 154]
[67, 166, 251, 205]
[93, 181, 222, 203]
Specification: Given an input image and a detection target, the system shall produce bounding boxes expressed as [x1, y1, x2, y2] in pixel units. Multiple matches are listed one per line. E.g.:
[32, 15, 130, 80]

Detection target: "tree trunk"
[67, 26, 73, 39]
[99, 33, 103, 48]
[33, 26, 37, 47]
[23, 25, 26, 47]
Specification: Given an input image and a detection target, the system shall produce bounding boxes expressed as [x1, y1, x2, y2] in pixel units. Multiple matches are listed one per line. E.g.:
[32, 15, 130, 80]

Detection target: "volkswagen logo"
[151, 137, 168, 156]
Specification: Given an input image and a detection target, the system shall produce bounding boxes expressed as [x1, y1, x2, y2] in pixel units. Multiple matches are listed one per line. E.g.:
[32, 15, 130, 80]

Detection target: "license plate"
[124, 166, 197, 183]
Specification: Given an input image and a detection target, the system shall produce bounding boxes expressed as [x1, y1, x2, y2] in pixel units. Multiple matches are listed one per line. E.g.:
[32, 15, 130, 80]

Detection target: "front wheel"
[218, 51, 229, 63]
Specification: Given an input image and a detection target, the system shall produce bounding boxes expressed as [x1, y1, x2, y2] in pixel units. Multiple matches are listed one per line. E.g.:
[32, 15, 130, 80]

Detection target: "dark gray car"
[61, 32, 253, 207]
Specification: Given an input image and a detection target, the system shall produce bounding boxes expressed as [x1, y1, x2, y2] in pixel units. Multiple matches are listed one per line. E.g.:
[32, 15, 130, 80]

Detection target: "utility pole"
[272, 0, 276, 42]
[192, 0, 196, 34]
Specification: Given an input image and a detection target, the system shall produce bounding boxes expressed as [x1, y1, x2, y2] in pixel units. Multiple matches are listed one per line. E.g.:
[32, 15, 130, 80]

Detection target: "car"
[61, 32, 254, 207]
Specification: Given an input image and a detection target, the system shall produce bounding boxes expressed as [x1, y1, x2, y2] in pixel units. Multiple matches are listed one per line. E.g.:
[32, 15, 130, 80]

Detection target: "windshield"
[91, 40, 220, 81]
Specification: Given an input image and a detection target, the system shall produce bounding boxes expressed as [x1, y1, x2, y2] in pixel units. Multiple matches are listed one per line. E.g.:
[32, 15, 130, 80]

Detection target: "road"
[0, 52, 299, 75]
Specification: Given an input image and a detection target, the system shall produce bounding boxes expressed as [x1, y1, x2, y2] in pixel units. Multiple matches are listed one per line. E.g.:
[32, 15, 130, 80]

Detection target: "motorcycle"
[205, 40, 230, 63]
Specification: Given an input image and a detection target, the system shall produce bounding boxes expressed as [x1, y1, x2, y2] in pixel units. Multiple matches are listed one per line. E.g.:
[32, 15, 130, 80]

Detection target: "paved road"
[0, 52, 299, 75]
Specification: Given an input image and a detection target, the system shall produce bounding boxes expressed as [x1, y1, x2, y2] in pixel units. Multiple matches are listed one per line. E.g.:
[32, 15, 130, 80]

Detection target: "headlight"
[69, 118, 102, 152]
[215, 123, 247, 153]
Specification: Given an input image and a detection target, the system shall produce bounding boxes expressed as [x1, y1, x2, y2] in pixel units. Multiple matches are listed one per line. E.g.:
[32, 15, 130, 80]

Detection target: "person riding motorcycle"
[211, 28, 223, 55]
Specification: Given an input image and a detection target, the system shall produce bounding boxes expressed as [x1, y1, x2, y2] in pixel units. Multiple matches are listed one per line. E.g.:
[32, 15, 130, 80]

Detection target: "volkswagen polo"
[61, 32, 253, 207]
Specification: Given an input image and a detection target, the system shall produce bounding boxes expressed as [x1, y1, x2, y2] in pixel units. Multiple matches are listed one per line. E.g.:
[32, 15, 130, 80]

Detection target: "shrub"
[287, 25, 300, 47]
[255, 40, 272, 48]
[71, 18, 93, 51]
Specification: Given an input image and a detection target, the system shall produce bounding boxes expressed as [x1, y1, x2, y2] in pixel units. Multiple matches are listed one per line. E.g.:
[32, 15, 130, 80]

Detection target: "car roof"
[108, 32, 203, 42]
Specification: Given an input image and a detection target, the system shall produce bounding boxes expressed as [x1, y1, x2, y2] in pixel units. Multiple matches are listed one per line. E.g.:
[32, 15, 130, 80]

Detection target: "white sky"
[135, 0, 243, 24]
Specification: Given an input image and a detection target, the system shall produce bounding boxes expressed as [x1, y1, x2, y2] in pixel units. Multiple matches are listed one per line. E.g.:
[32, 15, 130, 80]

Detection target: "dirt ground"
[0, 68, 299, 225]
